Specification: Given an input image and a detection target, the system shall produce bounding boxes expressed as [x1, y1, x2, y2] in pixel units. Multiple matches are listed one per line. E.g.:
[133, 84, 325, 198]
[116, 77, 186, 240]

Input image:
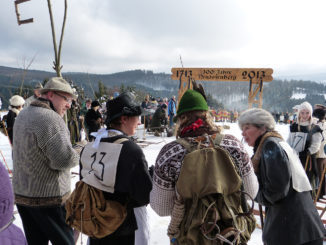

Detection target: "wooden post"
[14, 0, 34, 25]
[248, 79, 264, 108]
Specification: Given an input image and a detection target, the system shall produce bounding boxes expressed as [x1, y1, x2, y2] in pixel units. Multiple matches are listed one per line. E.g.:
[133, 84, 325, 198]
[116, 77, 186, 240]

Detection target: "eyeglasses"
[54, 92, 72, 104]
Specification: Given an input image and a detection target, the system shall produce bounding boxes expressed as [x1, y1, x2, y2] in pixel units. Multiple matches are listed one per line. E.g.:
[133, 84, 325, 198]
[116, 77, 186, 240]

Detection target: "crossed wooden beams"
[171, 68, 273, 108]
[14, 0, 34, 25]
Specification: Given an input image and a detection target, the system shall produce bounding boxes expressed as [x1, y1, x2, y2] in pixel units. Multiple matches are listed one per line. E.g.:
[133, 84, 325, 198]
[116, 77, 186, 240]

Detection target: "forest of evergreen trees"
[0, 65, 325, 113]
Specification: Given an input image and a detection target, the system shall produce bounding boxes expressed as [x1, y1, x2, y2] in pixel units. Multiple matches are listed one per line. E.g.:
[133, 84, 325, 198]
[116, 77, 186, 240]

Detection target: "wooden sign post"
[171, 68, 273, 108]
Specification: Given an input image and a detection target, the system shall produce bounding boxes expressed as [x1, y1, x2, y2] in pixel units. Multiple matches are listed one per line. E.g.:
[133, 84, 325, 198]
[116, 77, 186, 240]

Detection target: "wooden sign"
[171, 68, 273, 83]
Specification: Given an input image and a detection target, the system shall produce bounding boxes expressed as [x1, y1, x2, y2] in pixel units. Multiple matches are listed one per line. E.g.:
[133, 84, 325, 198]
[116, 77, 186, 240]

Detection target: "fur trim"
[9, 95, 25, 107]
[10, 108, 21, 116]
[251, 131, 283, 173]
[30, 98, 53, 110]
[238, 108, 275, 131]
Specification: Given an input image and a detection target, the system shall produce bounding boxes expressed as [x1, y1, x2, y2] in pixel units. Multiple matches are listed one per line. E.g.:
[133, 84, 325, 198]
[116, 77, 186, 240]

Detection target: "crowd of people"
[0, 77, 326, 245]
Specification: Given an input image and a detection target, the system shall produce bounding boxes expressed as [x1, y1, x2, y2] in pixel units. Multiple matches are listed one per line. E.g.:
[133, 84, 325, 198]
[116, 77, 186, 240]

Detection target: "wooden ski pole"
[1, 120, 12, 147]
[305, 154, 311, 171]
[0, 149, 12, 177]
[315, 163, 326, 204]
[258, 204, 264, 229]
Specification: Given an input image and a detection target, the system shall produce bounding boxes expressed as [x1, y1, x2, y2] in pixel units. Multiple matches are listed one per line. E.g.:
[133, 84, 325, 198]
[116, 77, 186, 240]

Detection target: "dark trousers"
[302, 238, 324, 245]
[89, 233, 135, 245]
[17, 204, 74, 245]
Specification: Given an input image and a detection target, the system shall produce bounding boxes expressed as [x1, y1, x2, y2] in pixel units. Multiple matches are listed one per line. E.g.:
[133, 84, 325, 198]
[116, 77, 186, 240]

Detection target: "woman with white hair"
[6, 95, 25, 145]
[287, 101, 323, 197]
[239, 108, 325, 245]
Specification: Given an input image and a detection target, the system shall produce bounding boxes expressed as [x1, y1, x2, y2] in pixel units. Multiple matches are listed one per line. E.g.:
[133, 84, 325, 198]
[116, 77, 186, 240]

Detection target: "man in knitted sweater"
[12, 77, 80, 245]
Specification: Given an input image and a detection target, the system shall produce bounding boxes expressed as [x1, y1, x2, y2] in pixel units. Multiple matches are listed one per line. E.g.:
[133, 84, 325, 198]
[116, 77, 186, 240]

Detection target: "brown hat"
[40, 77, 76, 99]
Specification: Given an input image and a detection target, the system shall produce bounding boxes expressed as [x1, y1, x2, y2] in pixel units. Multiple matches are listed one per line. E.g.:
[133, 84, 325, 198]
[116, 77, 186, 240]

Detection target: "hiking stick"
[1, 120, 12, 148]
[0, 149, 12, 177]
[258, 204, 264, 230]
[305, 154, 311, 172]
[315, 163, 326, 204]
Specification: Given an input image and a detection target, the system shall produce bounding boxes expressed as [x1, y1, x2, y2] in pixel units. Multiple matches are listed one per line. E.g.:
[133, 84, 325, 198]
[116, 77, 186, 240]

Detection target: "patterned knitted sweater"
[12, 99, 80, 206]
[150, 133, 259, 217]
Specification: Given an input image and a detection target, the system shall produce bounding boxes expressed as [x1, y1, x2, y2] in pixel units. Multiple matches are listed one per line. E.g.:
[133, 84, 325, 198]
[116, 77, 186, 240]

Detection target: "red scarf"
[180, 119, 204, 137]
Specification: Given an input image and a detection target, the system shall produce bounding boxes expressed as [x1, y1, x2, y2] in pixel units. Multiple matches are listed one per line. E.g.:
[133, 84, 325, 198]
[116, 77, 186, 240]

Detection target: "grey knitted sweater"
[12, 99, 79, 206]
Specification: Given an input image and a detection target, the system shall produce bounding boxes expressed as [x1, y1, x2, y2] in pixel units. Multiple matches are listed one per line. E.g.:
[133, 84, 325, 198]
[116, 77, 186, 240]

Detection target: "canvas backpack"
[174, 134, 256, 245]
[65, 138, 128, 238]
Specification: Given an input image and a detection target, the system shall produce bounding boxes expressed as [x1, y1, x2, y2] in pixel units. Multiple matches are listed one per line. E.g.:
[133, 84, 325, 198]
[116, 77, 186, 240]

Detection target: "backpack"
[174, 135, 256, 245]
[65, 138, 128, 238]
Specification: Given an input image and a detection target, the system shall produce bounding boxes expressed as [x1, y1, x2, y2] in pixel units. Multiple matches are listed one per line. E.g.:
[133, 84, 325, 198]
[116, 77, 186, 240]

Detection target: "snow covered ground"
[1, 114, 325, 244]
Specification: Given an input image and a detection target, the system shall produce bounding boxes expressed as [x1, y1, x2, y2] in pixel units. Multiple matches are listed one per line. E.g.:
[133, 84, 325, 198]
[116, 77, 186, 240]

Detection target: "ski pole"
[258, 204, 264, 229]
[315, 163, 326, 204]
[0, 149, 12, 177]
[1, 120, 12, 148]
[305, 154, 311, 172]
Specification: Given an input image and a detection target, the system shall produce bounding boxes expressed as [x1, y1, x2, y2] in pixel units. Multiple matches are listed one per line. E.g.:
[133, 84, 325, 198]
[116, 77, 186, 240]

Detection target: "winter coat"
[0, 161, 27, 245]
[150, 133, 259, 237]
[12, 98, 79, 206]
[150, 106, 167, 130]
[85, 108, 102, 136]
[316, 121, 326, 159]
[6, 109, 18, 144]
[254, 136, 325, 245]
[80, 130, 152, 238]
[167, 98, 176, 117]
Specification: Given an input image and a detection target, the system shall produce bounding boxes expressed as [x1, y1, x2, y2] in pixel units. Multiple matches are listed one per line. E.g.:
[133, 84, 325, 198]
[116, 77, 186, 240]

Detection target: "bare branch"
[47, 0, 60, 76]
[57, 0, 67, 76]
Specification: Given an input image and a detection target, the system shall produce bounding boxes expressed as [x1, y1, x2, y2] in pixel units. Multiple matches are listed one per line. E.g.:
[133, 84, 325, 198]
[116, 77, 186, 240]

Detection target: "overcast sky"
[1, 0, 326, 77]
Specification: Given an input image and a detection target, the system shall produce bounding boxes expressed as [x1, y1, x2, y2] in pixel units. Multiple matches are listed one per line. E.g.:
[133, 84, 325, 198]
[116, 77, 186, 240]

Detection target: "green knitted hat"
[176, 89, 208, 117]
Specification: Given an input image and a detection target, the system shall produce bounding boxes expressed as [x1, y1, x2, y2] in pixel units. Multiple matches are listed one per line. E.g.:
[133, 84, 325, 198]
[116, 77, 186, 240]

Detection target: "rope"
[80, 203, 85, 245]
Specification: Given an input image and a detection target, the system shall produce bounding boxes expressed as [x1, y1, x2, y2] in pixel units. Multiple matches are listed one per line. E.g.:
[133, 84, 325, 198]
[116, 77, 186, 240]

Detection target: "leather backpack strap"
[176, 138, 194, 153]
[113, 137, 129, 144]
[213, 133, 224, 146]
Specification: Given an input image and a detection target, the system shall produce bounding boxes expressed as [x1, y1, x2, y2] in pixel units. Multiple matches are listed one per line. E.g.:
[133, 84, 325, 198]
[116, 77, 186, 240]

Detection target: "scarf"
[10, 107, 21, 116]
[251, 131, 283, 173]
[180, 118, 204, 136]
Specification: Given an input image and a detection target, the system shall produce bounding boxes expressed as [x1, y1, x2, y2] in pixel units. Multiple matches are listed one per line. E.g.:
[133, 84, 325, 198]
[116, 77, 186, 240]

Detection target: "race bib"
[81, 142, 123, 193]
[288, 132, 308, 153]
